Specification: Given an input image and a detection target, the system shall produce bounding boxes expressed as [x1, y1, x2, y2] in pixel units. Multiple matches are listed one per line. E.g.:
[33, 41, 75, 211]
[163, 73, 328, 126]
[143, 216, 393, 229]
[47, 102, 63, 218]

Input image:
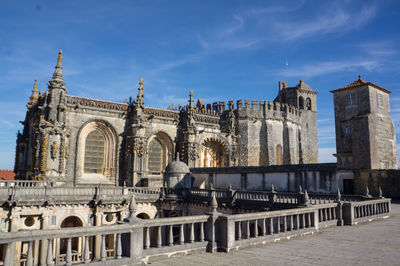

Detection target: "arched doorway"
[60, 216, 84, 262]
[198, 139, 227, 167]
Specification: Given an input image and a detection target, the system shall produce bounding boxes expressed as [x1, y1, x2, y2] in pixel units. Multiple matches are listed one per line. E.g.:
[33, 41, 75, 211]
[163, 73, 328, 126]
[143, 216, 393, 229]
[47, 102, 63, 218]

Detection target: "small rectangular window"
[378, 94, 383, 107]
[346, 93, 355, 106]
[345, 125, 352, 136]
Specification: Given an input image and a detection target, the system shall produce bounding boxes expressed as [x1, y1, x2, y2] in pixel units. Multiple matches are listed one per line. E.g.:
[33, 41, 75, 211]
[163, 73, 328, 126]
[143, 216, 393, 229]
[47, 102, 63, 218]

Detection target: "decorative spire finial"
[358, 74, 362, 80]
[136, 78, 145, 107]
[378, 186, 384, 198]
[27, 79, 39, 108]
[303, 189, 310, 205]
[365, 186, 371, 198]
[48, 50, 66, 91]
[189, 90, 194, 108]
[57, 50, 63, 65]
[336, 187, 341, 202]
[210, 191, 218, 212]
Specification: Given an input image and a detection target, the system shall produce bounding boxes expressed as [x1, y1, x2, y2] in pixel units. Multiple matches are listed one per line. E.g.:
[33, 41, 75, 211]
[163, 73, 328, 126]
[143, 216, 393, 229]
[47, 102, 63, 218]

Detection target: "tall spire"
[27, 79, 39, 108]
[188, 90, 194, 108]
[48, 50, 66, 91]
[136, 78, 145, 107]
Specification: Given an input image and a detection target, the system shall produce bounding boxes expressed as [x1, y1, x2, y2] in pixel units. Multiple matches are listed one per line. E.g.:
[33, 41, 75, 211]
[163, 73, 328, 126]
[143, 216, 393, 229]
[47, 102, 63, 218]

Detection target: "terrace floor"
[150, 201, 400, 266]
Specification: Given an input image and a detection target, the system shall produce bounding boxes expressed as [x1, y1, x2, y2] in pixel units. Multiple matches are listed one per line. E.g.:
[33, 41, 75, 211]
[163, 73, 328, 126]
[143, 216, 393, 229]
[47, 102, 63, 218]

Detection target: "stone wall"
[353, 169, 400, 199]
[191, 164, 354, 194]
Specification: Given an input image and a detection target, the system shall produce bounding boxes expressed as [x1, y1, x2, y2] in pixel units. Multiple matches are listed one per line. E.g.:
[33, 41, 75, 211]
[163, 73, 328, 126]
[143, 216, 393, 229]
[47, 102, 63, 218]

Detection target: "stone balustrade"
[0, 197, 392, 265]
[0, 180, 56, 187]
[0, 185, 161, 205]
[343, 198, 391, 225]
[316, 203, 341, 228]
[219, 207, 318, 252]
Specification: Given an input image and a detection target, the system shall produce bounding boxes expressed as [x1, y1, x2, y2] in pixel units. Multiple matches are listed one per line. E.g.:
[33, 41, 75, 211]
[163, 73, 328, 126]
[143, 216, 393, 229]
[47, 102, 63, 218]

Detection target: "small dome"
[165, 160, 190, 174]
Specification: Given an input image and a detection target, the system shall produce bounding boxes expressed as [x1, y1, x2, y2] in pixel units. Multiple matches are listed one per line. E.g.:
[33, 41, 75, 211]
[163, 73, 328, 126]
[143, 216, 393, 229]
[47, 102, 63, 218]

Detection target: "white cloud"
[359, 41, 398, 56]
[318, 147, 337, 163]
[282, 59, 379, 79]
[274, 6, 376, 41]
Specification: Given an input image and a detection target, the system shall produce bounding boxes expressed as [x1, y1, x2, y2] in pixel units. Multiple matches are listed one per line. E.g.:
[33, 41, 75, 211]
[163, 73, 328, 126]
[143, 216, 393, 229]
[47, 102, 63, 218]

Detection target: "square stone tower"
[331, 76, 398, 169]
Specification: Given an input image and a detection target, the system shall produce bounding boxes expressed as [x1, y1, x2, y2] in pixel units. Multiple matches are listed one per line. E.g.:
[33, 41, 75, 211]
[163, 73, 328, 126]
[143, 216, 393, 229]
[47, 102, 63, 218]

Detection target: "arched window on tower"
[298, 96, 304, 109]
[84, 130, 105, 174]
[148, 138, 164, 175]
[306, 97, 312, 110]
[276, 144, 282, 165]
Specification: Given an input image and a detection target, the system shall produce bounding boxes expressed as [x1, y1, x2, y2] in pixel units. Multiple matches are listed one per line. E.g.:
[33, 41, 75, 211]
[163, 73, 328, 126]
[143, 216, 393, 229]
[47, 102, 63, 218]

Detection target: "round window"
[105, 213, 114, 222]
[24, 217, 35, 227]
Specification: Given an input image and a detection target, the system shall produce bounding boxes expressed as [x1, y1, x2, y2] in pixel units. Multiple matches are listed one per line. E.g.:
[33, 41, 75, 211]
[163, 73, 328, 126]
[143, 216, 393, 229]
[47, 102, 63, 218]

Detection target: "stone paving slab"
[149, 202, 400, 266]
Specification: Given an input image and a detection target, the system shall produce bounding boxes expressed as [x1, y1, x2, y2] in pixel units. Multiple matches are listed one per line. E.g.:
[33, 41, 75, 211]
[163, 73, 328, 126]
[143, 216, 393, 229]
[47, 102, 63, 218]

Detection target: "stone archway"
[60, 216, 84, 259]
[198, 138, 228, 167]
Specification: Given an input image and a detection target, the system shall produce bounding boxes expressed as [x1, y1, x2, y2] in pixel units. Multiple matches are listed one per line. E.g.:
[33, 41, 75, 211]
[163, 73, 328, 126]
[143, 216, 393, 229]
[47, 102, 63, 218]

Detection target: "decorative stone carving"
[40, 136, 48, 173]
[51, 141, 58, 160]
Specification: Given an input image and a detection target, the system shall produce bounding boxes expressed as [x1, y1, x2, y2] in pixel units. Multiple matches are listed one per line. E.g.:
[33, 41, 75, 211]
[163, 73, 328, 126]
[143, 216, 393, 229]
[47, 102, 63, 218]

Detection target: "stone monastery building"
[14, 50, 319, 187]
[1, 51, 398, 266]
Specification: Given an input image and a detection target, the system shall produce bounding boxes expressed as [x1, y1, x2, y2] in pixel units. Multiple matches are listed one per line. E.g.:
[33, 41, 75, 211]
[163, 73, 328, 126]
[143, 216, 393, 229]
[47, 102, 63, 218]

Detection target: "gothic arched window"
[84, 130, 105, 174]
[299, 96, 304, 109]
[306, 97, 312, 110]
[148, 138, 163, 174]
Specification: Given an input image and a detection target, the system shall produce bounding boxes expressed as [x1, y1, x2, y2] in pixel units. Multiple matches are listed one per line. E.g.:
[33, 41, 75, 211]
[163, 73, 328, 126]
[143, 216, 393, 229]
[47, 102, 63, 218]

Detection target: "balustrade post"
[237, 221, 242, 240]
[254, 220, 258, 237]
[168, 225, 174, 246]
[100, 235, 107, 261]
[26, 241, 34, 266]
[245, 220, 250, 239]
[46, 239, 54, 266]
[3, 243, 11, 266]
[157, 226, 162, 248]
[66, 238, 72, 266]
[289, 215, 294, 231]
[307, 213, 311, 227]
[283, 216, 287, 232]
[116, 233, 122, 259]
[262, 219, 266, 236]
[269, 218, 273, 234]
[145, 227, 150, 249]
[40, 215, 50, 266]
[179, 224, 184, 244]
[84, 236, 90, 264]
[190, 223, 195, 243]
[200, 222, 205, 242]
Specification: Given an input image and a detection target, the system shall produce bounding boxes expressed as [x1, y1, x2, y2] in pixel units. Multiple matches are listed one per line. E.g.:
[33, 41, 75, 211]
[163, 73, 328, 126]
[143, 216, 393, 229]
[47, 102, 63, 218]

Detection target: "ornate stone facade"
[14, 51, 318, 186]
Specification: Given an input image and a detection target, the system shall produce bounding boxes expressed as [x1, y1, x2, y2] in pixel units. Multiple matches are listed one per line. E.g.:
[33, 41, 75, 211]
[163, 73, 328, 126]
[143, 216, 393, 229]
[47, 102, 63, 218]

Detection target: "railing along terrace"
[0, 180, 56, 187]
[0, 185, 164, 205]
[219, 206, 318, 252]
[141, 215, 209, 258]
[343, 198, 391, 225]
[0, 213, 210, 265]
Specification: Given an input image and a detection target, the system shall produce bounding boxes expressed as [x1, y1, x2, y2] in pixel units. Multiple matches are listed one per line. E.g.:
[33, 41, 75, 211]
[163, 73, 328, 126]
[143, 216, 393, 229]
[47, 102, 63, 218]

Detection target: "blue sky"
[1, 0, 400, 169]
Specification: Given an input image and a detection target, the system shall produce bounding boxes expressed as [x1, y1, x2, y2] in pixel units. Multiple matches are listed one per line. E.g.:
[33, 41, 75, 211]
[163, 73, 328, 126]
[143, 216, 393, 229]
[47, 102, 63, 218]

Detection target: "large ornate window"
[84, 130, 104, 174]
[76, 121, 117, 183]
[148, 139, 163, 174]
[146, 132, 173, 176]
